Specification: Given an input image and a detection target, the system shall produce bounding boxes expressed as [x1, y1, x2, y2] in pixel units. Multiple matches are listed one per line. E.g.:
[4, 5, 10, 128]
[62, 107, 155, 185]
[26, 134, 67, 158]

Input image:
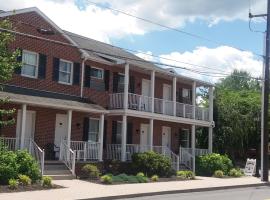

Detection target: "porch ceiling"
[0, 91, 108, 114]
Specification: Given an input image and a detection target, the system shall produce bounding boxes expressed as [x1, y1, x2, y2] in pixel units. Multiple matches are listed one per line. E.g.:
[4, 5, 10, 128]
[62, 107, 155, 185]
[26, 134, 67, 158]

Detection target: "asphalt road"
[119, 186, 270, 200]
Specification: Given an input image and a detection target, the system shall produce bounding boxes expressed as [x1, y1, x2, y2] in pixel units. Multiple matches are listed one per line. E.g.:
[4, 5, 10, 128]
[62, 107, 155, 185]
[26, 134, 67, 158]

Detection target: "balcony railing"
[109, 93, 210, 121]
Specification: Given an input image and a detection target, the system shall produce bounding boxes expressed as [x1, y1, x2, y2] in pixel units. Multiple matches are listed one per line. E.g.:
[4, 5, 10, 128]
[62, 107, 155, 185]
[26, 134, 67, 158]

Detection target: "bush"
[135, 175, 148, 183]
[229, 168, 243, 177]
[101, 174, 112, 184]
[0, 150, 18, 185]
[18, 174, 31, 186]
[16, 150, 41, 182]
[81, 164, 100, 179]
[8, 178, 18, 190]
[132, 151, 172, 177]
[151, 175, 159, 182]
[136, 172, 145, 177]
[196, 153, 233, 176]
[213, 170, 224, 178]
[42, 176, 52, 188]
[176, 171, 195, 180]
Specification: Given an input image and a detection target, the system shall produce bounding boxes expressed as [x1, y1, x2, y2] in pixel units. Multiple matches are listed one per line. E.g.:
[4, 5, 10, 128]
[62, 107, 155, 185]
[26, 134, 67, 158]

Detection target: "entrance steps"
[44, 161, 75, 180]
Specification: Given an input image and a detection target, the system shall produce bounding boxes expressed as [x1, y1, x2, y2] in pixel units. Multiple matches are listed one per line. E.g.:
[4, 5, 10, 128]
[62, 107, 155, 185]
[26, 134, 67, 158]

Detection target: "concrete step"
[47, 174, 75, 180]
[44, 164, 68, 171]
[43, 169, 71, 175]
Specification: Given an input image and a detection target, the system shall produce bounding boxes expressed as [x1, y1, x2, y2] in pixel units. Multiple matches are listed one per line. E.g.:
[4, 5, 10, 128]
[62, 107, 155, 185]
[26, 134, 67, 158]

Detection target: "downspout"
[80, 56, 87, 98]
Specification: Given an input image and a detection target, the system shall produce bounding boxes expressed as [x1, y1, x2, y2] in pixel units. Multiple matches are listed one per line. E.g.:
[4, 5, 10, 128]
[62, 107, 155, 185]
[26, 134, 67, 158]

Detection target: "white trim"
[58, 59, 73, 85]
[90, 66, 104, 80]
[21, 50, 39, 79]
[88, 118, 100, 142]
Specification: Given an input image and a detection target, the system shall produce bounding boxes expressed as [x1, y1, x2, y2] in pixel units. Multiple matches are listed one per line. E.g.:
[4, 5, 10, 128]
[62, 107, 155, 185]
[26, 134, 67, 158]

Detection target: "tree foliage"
[213, 70, 261, 160]
[0, 19, 21, 128]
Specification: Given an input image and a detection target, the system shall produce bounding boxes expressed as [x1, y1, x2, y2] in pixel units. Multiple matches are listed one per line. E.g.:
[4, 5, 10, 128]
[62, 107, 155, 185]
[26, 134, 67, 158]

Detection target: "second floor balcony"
[109, 93, 210, 122]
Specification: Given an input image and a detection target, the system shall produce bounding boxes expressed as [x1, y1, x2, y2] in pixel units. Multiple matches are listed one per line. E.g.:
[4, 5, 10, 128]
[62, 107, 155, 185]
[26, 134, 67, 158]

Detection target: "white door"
[163, 84, 172, 115]
[162, 126, 171, 148]
[141, 79, 151, 111]
[140, 124, 150, 147]
[54, 114, 68, 156]
[16, 110, 36, 149]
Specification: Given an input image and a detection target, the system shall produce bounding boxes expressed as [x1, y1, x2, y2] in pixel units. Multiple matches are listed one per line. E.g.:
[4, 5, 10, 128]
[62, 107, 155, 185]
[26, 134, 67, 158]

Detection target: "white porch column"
[20, 104, 27, 149]
[150, 70, 155, 113]
[173, 76, 177, 116]
[191, 124, 196, 173]
[121, 115, 127, 161]
[123, 63, 129, 110]
[98, 114, 105, 161]
[208, 86, 214, 153]
[192, 81, 196, 119]
[67, 110, 72, 149]
[149, 119, 154, 150]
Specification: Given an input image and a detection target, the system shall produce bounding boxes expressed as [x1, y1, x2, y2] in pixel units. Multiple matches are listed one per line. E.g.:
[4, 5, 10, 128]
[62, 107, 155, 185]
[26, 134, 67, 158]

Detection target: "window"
[180, 129, 190, 148]
[118, 73, 125, 93]
[21, 50, 38, 78]
[59, 59, 73, 85]
[116, 122, 122, 144]
[88, 119, 99, 142]
[90, 67, 104, 79]
[182, 88, 190, 98]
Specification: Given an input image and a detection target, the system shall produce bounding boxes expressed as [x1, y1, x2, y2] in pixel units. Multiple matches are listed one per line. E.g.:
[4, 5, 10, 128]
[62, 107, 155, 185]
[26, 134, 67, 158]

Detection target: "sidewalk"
[0, 176, 266, 200]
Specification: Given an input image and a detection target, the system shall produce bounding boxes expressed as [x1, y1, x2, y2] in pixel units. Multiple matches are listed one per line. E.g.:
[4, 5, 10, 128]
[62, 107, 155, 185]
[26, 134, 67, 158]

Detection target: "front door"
[141, 79, 151, 111]
[54, 114, 68, 158]
[163, 84, 172, 115]
[140, 124, 150, 147]
[16, 110, 36, 149]
[162, 126, 171, 148]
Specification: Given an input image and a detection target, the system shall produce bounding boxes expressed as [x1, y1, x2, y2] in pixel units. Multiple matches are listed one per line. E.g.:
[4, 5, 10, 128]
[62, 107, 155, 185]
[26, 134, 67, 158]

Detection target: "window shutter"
[104, 70, 110, 91]
[178, 88, 183, 102]
[103, 120, 107, 148]
[73, 62, 81, 85]
[129, 76, 135, 93]
[38, 53, 47, 79]
[127, 122, 133, 144]
[84, 65, 91, 88]
[52, 57, 60, 81]
[82, 117, 89, 141]
[112, 121, 117, 144]
[14, 48, 22, 74]
[189, 89, 193, 102]
[112, 72, 119, 93]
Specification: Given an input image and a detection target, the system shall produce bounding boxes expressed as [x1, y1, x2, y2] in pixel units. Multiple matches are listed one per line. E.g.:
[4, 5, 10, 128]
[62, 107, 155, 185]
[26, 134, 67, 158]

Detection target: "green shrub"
[16, 150, 41, 182]
[213, 170, 224, 178]
[126, 175, 140, 183]
[101, 174, 113, 184]
[229, 168, 243, 177]
[176, 171, 195, 180]
[136, 172, 145, 177]
[0, 150, 18, 185]
[196, 153, 233, 176]
[132, 151, 172, 177]
[81, 164, 100, 179]
[136, 175, 148, 183]
[18, 174, 31, 186]
[8, 178, 18, 190]
[151, 175, 159, 182]
[42, 176, 52, 188]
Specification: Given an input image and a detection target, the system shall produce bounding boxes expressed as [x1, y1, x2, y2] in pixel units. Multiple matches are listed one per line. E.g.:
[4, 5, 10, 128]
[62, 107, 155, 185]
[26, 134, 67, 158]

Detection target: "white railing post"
[173, 76, 177, 116]
[41, 149, 45, 176]
[149, 119, 154, 150]
[59, 141, 63, 160]
[98, 114, 104, 161]
[121, 115, 127, 161]
[183, 104, 186, 118]
[192, 82, 196, 119]
[151, 70, 155, 113]
[72, 150, 76, 176]
[20, 104, 27, 149]
[83, 142, 87, 161]
[176, 155, 180, 171]
[124, 63, 129, 110]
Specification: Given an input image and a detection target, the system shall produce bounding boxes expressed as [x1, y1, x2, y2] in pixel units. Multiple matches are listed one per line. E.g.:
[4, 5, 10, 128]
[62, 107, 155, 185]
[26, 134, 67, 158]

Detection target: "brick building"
[0, 7, 214, 173]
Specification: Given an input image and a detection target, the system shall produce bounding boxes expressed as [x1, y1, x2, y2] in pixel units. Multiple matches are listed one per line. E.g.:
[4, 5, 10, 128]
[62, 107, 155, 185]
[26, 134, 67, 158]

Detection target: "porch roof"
[0, 91, 108, 114]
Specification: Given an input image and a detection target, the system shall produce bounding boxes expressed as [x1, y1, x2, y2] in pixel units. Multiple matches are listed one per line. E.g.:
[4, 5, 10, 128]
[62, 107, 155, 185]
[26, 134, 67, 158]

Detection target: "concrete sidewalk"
[0, 176, 267, 200]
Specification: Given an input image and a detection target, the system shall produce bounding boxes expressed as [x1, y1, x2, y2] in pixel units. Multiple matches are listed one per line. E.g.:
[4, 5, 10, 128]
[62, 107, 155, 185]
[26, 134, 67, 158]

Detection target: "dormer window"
[21, 50, 39, 78]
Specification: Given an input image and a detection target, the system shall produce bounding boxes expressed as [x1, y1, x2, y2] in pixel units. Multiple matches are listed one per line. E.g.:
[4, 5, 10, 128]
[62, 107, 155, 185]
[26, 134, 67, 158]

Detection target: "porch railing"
[179, 147, 209, 169]
[28, 139, 45, 175]
[59, 140, 76, 176]
[107, 144, 180, 171]
[109, 93, 209, 121]
[0, 137, 18, 151]
[70, 141, 100, 161]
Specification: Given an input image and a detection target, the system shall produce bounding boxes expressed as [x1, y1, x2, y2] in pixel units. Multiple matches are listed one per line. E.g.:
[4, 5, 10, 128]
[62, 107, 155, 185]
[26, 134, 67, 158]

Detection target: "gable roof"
[0, 7, 213, 87]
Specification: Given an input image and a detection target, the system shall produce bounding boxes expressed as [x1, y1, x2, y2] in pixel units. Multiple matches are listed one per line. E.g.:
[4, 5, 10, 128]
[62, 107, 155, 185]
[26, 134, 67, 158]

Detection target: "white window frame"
[21, 50, 39, 79]
[180, 129, 190, 148]
[88, 118, 100, 143]
[90, 66, 104, 80]
[58, 59, 73, 85]
[182, 88, 190, 98]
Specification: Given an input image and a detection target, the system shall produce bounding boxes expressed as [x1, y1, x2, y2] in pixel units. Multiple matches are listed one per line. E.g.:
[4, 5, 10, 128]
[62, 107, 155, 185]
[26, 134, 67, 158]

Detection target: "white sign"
[244, 158, 256, 176]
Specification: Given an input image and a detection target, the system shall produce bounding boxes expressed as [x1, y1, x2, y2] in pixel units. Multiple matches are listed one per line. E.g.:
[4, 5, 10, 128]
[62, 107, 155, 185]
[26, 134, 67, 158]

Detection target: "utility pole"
[249, 0, 270, 182]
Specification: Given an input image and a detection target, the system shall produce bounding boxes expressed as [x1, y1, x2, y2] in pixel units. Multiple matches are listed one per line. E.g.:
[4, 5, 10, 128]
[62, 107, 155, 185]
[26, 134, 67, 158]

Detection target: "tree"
[213, 70, 261, 161]
[0, 19, 21, 128]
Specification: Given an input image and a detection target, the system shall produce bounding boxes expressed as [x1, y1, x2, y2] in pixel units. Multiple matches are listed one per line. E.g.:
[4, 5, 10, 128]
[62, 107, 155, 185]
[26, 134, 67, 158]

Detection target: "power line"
[85, 0, 264, 58]
[0, 26, 263, 81]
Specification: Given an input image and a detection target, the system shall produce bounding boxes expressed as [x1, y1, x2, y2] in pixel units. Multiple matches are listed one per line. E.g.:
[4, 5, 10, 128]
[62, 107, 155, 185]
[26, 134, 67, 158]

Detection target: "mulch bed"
[0, 184, 64, 193]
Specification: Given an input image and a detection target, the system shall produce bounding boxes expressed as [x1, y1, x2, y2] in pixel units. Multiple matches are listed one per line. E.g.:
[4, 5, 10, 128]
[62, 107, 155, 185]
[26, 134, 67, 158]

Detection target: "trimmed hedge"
[196, 153, 233, 176]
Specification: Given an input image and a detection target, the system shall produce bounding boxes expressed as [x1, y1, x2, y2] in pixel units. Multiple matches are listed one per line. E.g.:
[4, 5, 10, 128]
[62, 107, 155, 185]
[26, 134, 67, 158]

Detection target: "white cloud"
[135, 46, 263, 83]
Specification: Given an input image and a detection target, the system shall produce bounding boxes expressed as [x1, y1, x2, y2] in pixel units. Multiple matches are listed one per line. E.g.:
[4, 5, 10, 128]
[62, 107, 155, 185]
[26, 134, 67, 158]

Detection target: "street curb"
[78, 182, 270, 200]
